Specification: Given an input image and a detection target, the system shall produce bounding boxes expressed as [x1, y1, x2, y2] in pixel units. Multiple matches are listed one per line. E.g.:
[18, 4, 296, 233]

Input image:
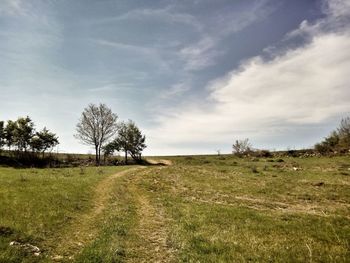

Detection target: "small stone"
[52, 255, 64, 260]
[9, 241, 40, 255]
[26, 244, 40, 253]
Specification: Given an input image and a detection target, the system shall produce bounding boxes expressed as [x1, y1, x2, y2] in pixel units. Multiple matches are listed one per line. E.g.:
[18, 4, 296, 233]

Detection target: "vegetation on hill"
[0, 116, 58, 155]
[0, 116, 59, 167]
[0, 104, 147, 167]
[315, 117, 350, 154]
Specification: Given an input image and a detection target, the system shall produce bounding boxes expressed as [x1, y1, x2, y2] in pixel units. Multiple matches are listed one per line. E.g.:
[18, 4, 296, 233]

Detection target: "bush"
[232, 138, 252, 157]
[315, 117, 350, 155]
[252, 149, 272, 158]
[249, 165, 258, 173]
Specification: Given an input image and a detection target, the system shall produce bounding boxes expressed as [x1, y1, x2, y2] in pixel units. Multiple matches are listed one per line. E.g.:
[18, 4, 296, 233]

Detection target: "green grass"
[0, 155, 349, 262]
[120, 155, 350, 262]
[73, 174, 139, 263]
[0, 166, 128, 262]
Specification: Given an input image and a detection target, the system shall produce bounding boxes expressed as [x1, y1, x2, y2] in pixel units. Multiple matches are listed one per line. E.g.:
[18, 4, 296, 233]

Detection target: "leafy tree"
[4, 120, 16, 150]
[30, 136, 43, 153]
[123, 120, 146, 162]
[102, 140, 118, 157]
[31, 127, 59, 157]
[75, 103, 118, 165]
[0, 121, 4, 151]
[232, 138, 252, 156]
[315, 117, 350, 154]
[104, 120, 146, 164]
[13, 116, 35, 152]
[315, 131, 339, 154]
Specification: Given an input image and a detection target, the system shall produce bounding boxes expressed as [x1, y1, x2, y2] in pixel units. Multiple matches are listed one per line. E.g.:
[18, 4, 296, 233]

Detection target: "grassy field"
[0, 166, 131, 262]
[0, 155, 349, 262]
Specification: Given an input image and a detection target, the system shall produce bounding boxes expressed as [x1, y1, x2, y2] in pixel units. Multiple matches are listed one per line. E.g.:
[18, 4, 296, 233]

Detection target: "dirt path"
[50, 166, 145, 261]
[146, 159, 173, 166]
[130, 186, 175, 263]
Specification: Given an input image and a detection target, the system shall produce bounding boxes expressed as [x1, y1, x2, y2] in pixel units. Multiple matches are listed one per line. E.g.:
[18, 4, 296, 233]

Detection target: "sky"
[0, 0, 350, 156]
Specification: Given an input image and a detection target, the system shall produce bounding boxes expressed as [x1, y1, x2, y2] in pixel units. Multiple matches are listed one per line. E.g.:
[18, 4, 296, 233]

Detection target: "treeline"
[230, 117, 350, 158]
[0, 116, 59, 156]
[0, 103, 147, 167]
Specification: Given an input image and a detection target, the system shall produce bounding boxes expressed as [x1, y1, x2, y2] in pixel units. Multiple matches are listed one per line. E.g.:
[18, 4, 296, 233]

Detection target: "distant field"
[0, 155, 349, 262]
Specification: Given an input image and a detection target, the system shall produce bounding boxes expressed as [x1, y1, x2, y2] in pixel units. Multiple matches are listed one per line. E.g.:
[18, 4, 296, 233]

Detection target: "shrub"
[232, 138, 252, 157]
[249, 165, 258, 173]
[252, 149, 272, 158]
[315, 117, 350, 155]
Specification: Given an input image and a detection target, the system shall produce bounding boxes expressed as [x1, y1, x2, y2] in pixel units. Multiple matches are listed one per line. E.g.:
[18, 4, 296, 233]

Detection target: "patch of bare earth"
[49, 167, 145, 261]
[129, 186, 175, 263]
[146, 159, 172, 166]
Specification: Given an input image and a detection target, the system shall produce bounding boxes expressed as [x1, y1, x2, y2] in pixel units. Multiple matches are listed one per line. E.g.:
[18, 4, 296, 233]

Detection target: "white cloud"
[325, 0, 350, 18]
[116, 6, 203, 32]
[0, 0, 27, 16]
[147, 0, 350, 154]
[159, 83, 191, 99]
[93, 39, 171, 73]
[94, 39, 155, 55]
[178, 0, 277, 71]
[286, 0, 350, 39]
[89, 5, 202, 34]
[179, 36, 222, 71]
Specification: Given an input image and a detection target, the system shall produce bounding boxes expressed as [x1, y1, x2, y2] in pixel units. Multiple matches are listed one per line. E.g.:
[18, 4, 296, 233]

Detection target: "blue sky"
[1, 0, 350, 155]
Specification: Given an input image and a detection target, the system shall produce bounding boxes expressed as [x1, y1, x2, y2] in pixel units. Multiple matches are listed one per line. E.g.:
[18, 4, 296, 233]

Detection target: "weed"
[19, 173, 28, 182]
[249, 165, 259, 173]
[0, 226, 14, 237]
[79, 167, 86, 175]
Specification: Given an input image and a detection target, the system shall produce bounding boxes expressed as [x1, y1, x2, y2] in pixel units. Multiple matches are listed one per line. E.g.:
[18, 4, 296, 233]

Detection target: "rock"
[52, 255, 64, 260]
[9, 241, 40, 254]
[25, 244, 40, 253]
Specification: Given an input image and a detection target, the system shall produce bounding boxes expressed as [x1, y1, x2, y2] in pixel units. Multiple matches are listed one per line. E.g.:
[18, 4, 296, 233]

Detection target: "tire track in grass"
[49, 166, 146, 261]
[129, 168, 175, 263]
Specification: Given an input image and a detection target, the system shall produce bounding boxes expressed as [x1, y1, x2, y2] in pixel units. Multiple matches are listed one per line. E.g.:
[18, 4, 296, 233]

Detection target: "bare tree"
[75, 103, 118, 165]
[338, 117, 350, 147]
[232, 138, 252, 156]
